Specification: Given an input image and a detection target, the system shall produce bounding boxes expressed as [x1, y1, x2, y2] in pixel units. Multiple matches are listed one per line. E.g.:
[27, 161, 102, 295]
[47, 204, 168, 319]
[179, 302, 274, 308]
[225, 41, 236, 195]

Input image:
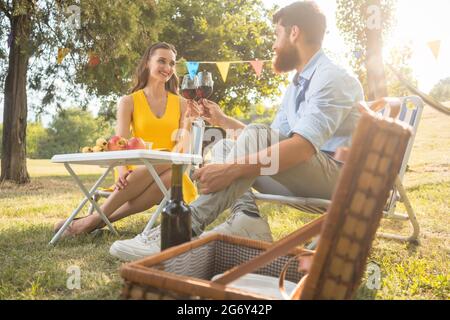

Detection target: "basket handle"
[213, 214, 325, 286]
[279, 251, 314, 300]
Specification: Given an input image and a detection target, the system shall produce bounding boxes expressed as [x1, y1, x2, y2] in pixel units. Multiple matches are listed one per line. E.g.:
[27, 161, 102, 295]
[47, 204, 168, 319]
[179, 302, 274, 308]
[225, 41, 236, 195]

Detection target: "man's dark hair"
[273, 1, 326, 45]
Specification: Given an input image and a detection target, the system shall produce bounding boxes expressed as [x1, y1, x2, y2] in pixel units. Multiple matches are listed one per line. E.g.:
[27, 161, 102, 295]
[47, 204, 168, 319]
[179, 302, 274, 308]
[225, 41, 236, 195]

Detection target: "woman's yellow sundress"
[112, 89, 197, 204]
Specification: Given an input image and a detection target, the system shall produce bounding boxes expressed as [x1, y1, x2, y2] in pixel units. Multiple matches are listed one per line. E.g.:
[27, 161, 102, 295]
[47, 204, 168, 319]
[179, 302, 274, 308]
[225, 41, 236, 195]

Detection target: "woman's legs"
[61, 165, 170, 235]
[101, 165, 170, 219]
[106, 169, 172, 223]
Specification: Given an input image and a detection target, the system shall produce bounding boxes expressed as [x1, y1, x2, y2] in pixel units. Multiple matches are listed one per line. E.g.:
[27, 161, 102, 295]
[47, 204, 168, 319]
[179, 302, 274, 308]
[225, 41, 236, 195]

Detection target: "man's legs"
[190, 123, 342, 236]
[110, 123, 341, 260]
[197, 135, 273, 241]
[189, 125, 269, 235]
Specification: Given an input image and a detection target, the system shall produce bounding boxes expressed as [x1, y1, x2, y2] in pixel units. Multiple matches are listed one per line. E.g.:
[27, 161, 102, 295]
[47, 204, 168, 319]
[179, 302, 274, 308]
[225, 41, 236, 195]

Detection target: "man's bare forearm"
[219, 115, 246, 130]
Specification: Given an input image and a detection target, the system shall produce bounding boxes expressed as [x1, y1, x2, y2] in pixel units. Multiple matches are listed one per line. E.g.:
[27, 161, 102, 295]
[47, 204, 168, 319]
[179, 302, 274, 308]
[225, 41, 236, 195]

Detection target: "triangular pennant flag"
[216, 62, 231, 82]
[88, 52, 100, 67]
[186, 62, 200, 79]
[427, 40, 441, 60]
[57, 48, 70, 64]
[250, 60, 264, 78]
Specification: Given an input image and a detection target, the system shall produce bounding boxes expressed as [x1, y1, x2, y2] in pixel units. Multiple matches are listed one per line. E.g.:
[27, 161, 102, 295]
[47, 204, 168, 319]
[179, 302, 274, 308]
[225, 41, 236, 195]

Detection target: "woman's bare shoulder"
[118, 94, 134, 112]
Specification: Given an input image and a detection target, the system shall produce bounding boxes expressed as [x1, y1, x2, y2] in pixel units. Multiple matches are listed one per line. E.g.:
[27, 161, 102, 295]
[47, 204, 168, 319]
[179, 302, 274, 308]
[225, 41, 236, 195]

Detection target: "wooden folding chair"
[119, 113, 411, 300]
[254, 95, 424, 243]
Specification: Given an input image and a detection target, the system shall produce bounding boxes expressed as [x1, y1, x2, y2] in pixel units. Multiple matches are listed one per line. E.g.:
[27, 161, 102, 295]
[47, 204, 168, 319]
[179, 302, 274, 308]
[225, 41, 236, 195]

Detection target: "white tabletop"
[51, 149, 203, 167]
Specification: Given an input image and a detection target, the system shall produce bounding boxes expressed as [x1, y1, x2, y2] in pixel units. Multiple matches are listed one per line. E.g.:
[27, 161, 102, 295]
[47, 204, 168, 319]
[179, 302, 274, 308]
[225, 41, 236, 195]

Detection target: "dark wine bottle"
[161, 165, 192, 250]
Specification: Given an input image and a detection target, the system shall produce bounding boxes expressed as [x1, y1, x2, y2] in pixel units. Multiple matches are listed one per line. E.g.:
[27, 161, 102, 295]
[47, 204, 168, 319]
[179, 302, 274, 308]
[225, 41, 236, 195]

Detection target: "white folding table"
[50, 149, 203, 245]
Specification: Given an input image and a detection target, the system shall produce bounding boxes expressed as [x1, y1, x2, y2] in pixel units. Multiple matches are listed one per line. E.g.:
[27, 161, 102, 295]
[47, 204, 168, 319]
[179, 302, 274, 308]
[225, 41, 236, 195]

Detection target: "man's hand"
[199, 99, 226, 126]
[199, 99, 246, 130]
[192, 163, 239, 194]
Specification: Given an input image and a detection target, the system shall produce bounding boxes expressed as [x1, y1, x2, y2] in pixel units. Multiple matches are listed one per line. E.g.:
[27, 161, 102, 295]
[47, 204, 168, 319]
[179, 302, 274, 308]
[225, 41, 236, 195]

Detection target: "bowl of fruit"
[81, 136, 150, 153]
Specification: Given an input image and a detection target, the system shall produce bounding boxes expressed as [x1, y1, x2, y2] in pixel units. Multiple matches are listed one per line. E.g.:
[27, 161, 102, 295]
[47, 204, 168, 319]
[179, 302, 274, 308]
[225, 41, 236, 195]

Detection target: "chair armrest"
[355, 97, 402, 118]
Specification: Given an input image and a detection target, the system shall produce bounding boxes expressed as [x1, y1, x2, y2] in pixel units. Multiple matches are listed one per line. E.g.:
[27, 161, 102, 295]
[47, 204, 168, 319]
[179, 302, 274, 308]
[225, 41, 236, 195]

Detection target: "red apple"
[126, 137, 146, 150]
[108, 135, 128, 151]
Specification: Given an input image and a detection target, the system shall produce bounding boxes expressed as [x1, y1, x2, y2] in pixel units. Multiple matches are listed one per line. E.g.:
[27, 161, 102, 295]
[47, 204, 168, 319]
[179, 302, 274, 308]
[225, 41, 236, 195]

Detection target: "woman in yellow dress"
[55, 42, 198, 237]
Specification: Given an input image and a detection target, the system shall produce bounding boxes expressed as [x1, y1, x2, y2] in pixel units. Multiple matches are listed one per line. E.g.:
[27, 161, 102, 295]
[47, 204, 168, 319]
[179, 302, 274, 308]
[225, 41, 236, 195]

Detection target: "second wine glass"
[195, 71, 214, 99]
[181, 75, 197, 100]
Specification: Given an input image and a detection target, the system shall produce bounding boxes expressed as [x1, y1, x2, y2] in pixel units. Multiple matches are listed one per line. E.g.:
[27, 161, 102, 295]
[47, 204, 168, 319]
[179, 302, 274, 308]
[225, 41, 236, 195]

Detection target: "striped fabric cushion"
[379, 99, 419, 127]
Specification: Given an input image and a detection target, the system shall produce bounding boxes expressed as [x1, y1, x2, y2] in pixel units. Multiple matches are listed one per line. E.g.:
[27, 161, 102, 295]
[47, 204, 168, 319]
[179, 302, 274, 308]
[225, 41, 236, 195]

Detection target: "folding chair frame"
[255, 96, 424, 244]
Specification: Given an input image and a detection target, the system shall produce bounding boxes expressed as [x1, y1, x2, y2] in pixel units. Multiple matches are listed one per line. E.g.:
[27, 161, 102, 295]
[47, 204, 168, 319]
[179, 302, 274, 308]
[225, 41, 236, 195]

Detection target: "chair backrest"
[202, 126, 227, 158]
[190, 118, 206, 157]
[298, 113, 411, 299]
[374, 96, 424, 180]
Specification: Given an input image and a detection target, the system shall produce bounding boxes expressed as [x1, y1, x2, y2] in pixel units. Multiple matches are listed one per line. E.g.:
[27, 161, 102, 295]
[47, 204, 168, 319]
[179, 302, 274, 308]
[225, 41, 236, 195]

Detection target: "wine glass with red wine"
[195, 71, 214, 99]
[181, 75, 197, 100]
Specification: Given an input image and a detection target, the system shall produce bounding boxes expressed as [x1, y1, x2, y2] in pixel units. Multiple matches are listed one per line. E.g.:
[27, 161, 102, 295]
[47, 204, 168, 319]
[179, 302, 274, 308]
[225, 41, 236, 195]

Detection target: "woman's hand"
[186, 99, 203, 118]
[115, 167, 132, 190]
[199, 99, 226, 126]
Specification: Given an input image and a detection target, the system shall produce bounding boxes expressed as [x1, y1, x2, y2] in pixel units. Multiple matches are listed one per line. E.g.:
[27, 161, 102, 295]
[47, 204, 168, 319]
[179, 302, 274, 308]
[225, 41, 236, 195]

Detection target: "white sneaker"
[201, 212, 273, 242]
[109, 226, 161, 261]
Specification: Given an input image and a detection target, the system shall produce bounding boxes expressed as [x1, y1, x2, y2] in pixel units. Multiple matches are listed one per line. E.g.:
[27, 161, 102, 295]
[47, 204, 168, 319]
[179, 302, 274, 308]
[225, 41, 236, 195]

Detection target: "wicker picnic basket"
[120, 113, 412, 300]
[120, 234, 306, 300]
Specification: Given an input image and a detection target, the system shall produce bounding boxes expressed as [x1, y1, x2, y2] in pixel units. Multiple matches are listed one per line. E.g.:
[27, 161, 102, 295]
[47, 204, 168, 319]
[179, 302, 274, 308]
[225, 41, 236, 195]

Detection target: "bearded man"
[109, 1, 364, 261]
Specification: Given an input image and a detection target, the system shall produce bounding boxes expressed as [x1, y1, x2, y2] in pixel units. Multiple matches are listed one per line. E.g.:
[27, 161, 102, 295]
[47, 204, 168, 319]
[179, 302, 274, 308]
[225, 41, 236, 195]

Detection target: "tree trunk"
[364, 0, 388, 100]
[1, 13, 31, 184]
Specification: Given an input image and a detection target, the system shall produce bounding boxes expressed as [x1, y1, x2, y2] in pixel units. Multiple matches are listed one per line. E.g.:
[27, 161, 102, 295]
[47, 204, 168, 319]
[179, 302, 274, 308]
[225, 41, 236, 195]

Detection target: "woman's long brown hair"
[130, 42, 179, 95]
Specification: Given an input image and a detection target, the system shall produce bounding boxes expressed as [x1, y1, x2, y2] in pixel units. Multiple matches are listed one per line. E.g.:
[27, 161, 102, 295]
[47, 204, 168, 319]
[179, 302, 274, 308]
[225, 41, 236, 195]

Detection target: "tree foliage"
[97, 0, 287, 120]
[156, 0, 285, 116]
[2, 0, 284, 118]
[36, 107, 113, 159]
[336, 0, 395, 99]
[23, 0, 161, 114]
[385, 45, 417, 97]
[26, 122, 48, 158]
[430, 77, 450, 102]
[1, 0, 285, 182]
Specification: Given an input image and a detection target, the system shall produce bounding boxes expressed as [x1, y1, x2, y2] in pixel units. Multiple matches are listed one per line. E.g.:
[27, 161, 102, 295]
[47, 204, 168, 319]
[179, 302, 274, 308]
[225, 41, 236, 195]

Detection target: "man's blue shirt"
[271, 49, 364, 153]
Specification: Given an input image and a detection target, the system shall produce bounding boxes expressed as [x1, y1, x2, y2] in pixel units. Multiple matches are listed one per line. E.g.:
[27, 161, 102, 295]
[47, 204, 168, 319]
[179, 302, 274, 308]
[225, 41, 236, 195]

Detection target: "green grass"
[0, 108, 449, 300]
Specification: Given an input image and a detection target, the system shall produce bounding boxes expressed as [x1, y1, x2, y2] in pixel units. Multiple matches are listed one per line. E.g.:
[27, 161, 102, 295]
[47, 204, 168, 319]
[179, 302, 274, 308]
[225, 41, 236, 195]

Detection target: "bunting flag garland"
[216, 62, 231, 82]
[249, 60, 264, 78]
[57, 48, 70, 64]
[182, 59, 271, 82]
[88, 52, 100, 67]
[186, 61, 200, 79]
[427, 40, 441, 60]
[50, 37, 448, 76]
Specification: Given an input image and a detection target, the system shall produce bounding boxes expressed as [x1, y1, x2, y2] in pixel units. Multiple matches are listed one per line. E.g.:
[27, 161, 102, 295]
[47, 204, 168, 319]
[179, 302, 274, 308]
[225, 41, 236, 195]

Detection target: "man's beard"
[273, 42, 301, 74]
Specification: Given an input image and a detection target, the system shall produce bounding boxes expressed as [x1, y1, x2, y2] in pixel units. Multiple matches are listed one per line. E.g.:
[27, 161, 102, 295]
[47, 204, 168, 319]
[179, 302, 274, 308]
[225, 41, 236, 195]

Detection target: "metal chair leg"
[378, 177, 420, 244]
